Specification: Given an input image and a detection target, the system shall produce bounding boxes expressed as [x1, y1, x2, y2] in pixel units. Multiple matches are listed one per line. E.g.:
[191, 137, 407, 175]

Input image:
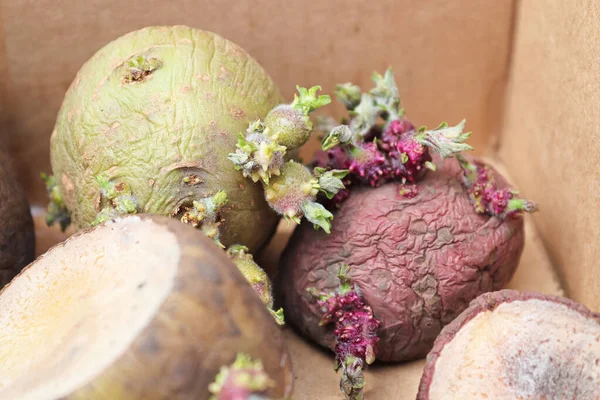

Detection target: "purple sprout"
[347, 142, 388, 187]
[317, 68, 472, 207]
[308, 265, 381, 400]
[456, 155, 538, 218]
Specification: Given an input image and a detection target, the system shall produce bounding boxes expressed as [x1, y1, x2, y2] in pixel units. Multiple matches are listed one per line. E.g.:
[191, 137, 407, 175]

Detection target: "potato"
[0, 215, 292, 399]
[47, 25, 282, 251]
[0, 148, 35, 287]
[417, 289, 600, 399]
[278, 156, 525, 362]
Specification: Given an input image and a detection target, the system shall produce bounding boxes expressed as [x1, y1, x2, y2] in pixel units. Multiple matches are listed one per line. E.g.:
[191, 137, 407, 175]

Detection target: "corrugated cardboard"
[500, 0, 600, 310]
[2, 0, 596, 398]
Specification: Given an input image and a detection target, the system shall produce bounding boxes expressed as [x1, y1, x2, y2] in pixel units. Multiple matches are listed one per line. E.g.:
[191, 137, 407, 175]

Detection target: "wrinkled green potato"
[49, 25, 283, 252]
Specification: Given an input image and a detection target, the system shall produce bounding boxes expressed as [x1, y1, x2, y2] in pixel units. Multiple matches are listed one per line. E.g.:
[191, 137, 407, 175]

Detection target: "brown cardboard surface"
[31, 159, 563, 400]
[0, 0, 515, 203]
[500, 0, 600, 310]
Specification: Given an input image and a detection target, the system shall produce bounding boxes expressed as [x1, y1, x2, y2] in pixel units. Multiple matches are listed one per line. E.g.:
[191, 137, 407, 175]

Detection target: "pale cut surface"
[0, 216, 180, 400]
[429, 299, 600, 399]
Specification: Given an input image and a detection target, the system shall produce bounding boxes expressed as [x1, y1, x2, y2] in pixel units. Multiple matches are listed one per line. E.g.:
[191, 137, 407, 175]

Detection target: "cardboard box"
[0, 0, 595, 398]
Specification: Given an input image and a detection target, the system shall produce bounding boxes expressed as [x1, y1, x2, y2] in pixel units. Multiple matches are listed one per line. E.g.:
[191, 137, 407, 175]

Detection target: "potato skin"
[5, 215, 292, 399]
[0, 149, 34, 287]
[73, 215, 293, 399]
[50, 25, 282, 252]
[278, 157, 525, 362]
[416, 289, 600, 399]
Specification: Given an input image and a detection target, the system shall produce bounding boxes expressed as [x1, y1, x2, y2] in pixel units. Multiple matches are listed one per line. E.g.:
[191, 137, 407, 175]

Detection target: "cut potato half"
[418, 289, 600, 399]
[0, 215, 292, 400]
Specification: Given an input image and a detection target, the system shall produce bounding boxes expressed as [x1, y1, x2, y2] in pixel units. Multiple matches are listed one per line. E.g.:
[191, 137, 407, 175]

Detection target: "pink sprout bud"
[456, 154, 538, 218]
[379, 118, 415, 151]
[347, 142, 388, 187]
[208, 353, 274, 400]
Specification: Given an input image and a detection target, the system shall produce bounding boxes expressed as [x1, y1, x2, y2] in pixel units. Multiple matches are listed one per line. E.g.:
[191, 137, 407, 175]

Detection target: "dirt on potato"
[278, 156, 525, 362]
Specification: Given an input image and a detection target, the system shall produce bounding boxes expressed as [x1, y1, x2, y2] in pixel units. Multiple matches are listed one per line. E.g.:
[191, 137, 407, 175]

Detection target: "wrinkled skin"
[0, 149, 35, 287]
[50, 25, 282, 252]
[278, 157, 525, 362]
[417, 290, 600, 399]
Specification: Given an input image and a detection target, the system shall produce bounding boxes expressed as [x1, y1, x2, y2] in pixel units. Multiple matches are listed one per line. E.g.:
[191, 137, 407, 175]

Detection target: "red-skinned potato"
[0, 215, 292, 400]
[0, 148, 35, 287]
[417, 289, 600, 399]
[278, 156, 525, 362]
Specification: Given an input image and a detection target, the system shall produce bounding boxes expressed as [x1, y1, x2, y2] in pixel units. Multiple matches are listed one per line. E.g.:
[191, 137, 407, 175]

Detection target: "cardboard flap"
[500, 0, 600, 310]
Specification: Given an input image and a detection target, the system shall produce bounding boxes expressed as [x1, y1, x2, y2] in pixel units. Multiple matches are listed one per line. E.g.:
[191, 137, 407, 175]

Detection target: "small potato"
[278, 157, 525, 362]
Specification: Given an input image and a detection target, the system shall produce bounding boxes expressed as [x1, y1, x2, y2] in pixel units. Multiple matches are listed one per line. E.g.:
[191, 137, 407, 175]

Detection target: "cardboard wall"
[0, 0, 515, 204]
[501, 0, 600, 310]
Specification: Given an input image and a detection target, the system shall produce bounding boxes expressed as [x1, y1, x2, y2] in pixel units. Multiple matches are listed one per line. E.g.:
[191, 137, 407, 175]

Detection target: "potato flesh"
[429, 299, 600, 399]
[0, 216, 179, 400]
